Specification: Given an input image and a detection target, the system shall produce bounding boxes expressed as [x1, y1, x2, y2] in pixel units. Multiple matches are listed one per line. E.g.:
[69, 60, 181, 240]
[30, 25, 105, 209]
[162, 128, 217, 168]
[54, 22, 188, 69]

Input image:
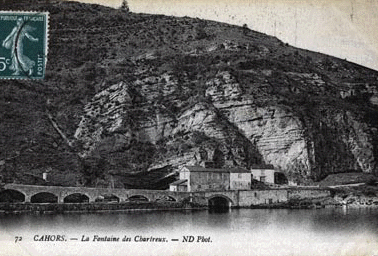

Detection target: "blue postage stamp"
[0, 11, 49, 79]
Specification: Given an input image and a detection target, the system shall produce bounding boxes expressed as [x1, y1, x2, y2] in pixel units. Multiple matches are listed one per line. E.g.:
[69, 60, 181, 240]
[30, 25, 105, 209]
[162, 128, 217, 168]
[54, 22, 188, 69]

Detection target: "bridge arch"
[0, 189, 25, 203]
[64, 193, 90, 203]
[208, 194, 233, 209]
[94, 194, 120, 203]
[156, 195, 177, 202]
[31, 192, 58, 203]
[128, 195, 149, 202]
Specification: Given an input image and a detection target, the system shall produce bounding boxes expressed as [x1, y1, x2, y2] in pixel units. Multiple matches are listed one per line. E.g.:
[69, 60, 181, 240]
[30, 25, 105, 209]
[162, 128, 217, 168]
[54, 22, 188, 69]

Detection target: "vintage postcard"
[0, 0, 378, 256]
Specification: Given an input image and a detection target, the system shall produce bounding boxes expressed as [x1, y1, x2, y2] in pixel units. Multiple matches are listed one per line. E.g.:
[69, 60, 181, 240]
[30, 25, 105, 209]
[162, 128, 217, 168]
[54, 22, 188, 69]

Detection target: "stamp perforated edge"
[0, 10, 49, 80]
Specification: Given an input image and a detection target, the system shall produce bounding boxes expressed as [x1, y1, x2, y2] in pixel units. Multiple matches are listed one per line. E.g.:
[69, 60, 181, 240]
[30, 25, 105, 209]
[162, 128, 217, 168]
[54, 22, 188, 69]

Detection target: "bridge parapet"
[2, 184, 192, 204]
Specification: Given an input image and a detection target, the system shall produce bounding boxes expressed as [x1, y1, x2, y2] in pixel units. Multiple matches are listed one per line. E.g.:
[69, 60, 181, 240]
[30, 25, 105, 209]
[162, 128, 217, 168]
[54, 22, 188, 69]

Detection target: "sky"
[74, 0, 378, 71]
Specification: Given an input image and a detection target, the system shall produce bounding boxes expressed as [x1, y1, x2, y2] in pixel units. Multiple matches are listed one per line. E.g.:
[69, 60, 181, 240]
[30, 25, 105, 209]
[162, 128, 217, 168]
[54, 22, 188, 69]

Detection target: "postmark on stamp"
[0, 11, 49, 79]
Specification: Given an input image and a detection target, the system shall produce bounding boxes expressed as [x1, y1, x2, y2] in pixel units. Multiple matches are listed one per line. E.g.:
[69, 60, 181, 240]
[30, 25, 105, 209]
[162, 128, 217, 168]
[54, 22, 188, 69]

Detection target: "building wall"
[288, 189, 331, 200]
[177, 185, 187, 192]
[237, 190, 288, 207]
[230, 173, 251, 190]
[169, 184, 187, 192]
[236, 189, 330, 207]
[190, 171, 230, 192]
[179, 168, 191, 191]
[251, 169, 275, 183]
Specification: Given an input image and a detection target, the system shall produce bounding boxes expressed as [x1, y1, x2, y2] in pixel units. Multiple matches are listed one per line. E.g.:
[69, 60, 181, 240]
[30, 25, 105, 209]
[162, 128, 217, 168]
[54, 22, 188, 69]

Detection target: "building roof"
[251, 169, 276, 173]
[228, 168, 251, 173]
[170, 179, 187, 186]
[251, 164, 275, 169]
[183, 166, 249, 173]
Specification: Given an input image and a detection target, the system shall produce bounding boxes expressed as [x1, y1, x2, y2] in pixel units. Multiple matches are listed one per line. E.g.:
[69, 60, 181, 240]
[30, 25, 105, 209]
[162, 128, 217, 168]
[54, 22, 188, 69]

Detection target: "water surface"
[1, 208, 378, 256]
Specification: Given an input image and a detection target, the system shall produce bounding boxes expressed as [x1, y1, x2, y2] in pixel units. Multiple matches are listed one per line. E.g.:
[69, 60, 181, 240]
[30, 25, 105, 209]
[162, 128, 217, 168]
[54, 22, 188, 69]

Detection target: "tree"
[242, 24, 249, 35]
[120, 0, 130, 12]
[212, 148, 225, 168]
[196, 21, 208, 40]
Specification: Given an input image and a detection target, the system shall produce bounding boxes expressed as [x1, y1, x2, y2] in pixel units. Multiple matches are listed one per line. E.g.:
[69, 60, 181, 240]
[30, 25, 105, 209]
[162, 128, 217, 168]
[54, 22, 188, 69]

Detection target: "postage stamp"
[0, 11, 49, 79]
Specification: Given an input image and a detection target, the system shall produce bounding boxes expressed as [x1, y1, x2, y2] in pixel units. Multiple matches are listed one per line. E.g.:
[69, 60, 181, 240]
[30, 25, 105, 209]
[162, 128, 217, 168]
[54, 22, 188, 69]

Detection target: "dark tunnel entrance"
[31, 192, 58, 203]
[64, 193, 90, 203]
[208, 196, 232, 212]
[0, 189, 25, 203]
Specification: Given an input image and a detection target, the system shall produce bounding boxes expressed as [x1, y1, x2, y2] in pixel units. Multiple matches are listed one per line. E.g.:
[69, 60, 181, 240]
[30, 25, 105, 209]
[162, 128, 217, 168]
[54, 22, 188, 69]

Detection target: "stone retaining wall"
[238, 190, 288, 207]
[0, 201, 201, 214]
[288, 189, 331, 200]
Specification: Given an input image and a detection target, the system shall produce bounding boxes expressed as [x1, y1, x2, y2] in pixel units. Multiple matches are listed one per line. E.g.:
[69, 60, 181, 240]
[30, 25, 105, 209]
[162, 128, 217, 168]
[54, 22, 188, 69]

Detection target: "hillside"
[1, 1, 378, 188]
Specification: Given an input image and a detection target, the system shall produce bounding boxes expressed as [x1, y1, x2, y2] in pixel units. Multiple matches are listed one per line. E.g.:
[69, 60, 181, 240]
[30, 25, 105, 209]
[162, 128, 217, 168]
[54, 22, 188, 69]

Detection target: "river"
[0, 207, 378, 256]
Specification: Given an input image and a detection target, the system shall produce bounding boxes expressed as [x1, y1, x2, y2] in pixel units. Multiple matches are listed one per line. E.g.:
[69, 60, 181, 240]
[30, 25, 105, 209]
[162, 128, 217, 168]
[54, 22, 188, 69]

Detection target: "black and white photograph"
[1, 0, 378, 255]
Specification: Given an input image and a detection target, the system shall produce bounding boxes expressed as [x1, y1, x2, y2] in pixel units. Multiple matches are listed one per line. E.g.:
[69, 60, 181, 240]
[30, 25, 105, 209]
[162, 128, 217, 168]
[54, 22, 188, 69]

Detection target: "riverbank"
[1, 197, 376, 215]
[2, 198, 378, 215]
[329, 185, 378, 208]
[283, 185, 378, 209]
[249, 185, 378, 209]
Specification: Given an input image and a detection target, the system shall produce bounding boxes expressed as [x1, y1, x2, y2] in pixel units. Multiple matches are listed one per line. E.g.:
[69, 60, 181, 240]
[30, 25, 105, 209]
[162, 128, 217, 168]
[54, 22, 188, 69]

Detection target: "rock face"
[75, 69, 377, 184]
[204, 71, 311, 180]
[1, 1, 378, 187]
[74, 82, 134, 157]
[75, 78, 263, 173]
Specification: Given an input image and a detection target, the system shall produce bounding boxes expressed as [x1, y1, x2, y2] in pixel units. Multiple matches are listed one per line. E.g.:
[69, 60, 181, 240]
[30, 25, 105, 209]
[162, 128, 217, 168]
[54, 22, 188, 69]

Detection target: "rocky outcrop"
[204, 71, 312, 180]
[74, 70, 377, 184]
[74, 82, 134, 157]
[75, 68, 375, 185]
[332, 187, 378, 207]
[336, 111, 375, 173]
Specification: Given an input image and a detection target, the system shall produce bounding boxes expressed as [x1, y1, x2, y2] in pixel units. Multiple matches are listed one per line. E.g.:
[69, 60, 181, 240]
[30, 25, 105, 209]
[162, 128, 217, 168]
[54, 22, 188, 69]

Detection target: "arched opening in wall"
[128, 195, 149, 202]
[0, 189, 25, 203]
[64, 193, 89, 203]
[156, 196, 176, 202]
[95, 194, 120, 203]
[208, 196, 232, 212]
[31, 192, 58, 203]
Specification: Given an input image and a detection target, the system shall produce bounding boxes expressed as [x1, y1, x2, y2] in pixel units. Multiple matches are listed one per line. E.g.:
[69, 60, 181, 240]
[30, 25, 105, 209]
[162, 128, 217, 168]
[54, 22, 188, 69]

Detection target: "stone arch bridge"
[1, 184, 329, 207]
[1, 184, 242, 207]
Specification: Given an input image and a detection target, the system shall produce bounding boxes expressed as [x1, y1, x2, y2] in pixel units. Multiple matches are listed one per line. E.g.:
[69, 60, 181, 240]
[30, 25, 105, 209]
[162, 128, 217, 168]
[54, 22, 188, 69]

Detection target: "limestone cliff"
[74, 68, 377, 184]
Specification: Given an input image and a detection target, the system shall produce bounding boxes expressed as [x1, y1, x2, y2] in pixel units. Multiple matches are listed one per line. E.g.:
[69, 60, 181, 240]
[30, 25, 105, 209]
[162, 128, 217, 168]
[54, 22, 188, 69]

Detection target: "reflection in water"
[208, 207, 231, 214]
[0, 208, 378, 256]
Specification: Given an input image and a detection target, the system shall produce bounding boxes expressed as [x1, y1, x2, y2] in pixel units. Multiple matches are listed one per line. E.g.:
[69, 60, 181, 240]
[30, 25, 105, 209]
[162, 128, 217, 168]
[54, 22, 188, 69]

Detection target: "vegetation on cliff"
[1, 1, 378, 188]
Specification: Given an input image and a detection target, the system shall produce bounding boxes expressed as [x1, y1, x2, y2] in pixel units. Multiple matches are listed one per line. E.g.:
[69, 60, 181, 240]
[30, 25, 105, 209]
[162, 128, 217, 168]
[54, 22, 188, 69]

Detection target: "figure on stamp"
[2, 17, 39, 76]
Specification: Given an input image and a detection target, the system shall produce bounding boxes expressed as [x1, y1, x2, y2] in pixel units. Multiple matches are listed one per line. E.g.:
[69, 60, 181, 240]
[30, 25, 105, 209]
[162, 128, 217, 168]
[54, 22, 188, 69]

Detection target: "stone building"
[169, 179, 188, 192]
[170, 166, 251, 192]
[250, 165, 287, 185]
[229, 170, 252, 190]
